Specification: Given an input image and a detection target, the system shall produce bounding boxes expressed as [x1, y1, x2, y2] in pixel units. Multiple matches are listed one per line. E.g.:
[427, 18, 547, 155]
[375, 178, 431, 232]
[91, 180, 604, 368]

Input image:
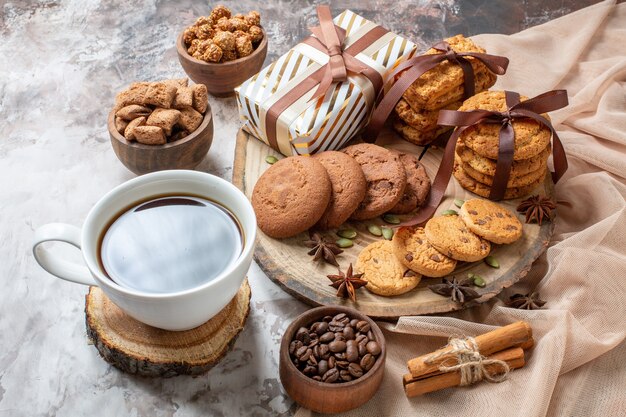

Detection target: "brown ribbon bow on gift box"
[364, 41, 510, 141]
[265, 5, 389, 151]
[400, 89, 569, 227]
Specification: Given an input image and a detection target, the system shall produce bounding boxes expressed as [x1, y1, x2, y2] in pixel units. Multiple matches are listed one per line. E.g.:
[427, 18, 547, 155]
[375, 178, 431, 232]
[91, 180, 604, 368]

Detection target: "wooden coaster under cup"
[85, 279, 251, 377]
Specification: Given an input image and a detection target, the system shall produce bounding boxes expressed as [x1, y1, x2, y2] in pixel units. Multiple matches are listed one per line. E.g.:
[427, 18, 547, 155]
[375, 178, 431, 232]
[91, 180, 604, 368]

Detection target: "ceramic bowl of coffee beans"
[279, 306, 386, 414]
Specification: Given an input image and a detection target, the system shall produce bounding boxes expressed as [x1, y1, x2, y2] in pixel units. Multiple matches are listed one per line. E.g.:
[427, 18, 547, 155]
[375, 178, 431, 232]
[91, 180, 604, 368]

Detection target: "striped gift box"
[235, 10, 416, 156]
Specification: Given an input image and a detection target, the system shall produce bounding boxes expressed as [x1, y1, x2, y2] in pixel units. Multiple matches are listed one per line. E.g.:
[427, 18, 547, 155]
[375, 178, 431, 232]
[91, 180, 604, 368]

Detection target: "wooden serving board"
[233, 129, 555, 319]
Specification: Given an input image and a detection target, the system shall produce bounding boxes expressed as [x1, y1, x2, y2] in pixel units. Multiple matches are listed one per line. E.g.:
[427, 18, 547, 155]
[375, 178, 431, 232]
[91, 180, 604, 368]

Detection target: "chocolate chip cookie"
[356, 240, 421, 296]
[342, 143, 407, 220]
[424, 215, 491, 262]
[389, 151, 431, 214]
[313, 151, 367, 230]
[459, 199, 523, 244]
[252, 156, 331, 238]
[392, 226, 456, 277]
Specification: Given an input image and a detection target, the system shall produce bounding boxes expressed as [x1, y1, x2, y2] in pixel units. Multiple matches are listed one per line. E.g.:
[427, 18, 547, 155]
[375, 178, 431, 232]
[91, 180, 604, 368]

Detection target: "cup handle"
[32, 223, 97, 286]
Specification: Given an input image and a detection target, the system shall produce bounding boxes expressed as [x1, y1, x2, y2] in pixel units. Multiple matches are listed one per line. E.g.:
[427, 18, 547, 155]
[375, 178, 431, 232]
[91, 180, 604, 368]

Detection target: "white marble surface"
[0, 1, 600, 416]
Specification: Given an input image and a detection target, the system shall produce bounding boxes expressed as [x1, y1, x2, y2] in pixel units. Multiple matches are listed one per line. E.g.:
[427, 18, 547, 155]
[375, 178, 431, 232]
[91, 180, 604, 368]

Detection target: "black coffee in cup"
[98, 195, 243, 293]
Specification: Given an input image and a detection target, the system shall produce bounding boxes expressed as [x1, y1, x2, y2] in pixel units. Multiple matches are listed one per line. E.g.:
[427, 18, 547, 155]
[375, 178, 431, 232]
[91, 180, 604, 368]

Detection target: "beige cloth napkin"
[296, 1, 626, 415]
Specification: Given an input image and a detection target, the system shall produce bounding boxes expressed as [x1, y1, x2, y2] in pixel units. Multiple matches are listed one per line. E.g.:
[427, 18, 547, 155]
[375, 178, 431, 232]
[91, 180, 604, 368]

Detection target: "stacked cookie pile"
[392, 35, 498, 146]
[355, 199, 523, 297]
[251, 143, 431, 239]
[453, 91, 552, 199]
[112, 78, 208, 145]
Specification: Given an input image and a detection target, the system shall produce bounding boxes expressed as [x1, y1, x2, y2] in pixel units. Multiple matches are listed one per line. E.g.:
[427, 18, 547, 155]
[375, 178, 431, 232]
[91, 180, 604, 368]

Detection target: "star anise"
[506, 292, 546, 310]
[428, 277, 481, 304]
[327, 263, 368, 302]
[303, 232, 343, 267]
[516, 195, 557, 226]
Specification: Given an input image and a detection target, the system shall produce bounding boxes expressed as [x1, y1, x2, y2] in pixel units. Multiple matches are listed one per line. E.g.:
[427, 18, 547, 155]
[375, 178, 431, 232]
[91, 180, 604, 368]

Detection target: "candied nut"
[210, 5, 231, 21]
[233, 30, 250, 40]
[123, 116, 146, 141]
[229, 17, 249, 32]
[183, 27, 197, 45]
[133, 125, 167, 145]
[197, 39, 216, 54]
[203, 43, 223, 63]
[177, 107, 204, 133]
[248, 25, 263, 43]
[196, 24, 215, 40]
[221, 48, 238, 62]
[245, 11, 261, 27]
[216, 17, 233, 32]
[194, 16, 213, 27]
[233, 13, 245, 20]
[173, 86, 194, 109]
[114, 82, 149, 109]
[235, 36, 253, 58]
[146, 108, 181, 136]
[192, 84, 208, 114]
[188, 38, 202, 55]
[144, 82, 177, 109]
[213, 31, 235, 51]
[192, 50, 204, 60]
[114, 116, 128, 135]
[115, 104, 151, 121]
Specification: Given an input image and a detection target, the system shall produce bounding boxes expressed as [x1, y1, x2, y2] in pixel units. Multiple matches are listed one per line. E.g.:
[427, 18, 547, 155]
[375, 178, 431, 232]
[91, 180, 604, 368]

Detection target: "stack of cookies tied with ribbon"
[364, 35, 509, 145]
[235, 6, 417, 157]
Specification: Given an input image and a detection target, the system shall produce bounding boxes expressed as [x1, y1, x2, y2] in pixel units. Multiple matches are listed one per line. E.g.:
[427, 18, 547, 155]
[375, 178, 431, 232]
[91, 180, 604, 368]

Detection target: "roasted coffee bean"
[358, 340, 368, 357]
[329, 340, 346, 353]
[317, 360, 328, 376]
[339, 370, 353, 382]
[348, 362, 364, 378]
[309, 331, 319, 340]
[366, 341, 381, 356]
[296, 327, 311, 345]
[308, 339, 319, 349]
[289, 340, 302, 355]
[356, 321, 370, 333]
[319, 331, 335, 343]
[312, 344, 320, 358]
[313, 321, 329, 335]
[355, 334, 368, 345]
[328, 356, 336, 369]
[360, 353, 375, 371]
[312, 375, 322, 381]
[342, 326, 355, 340]
[333, 313, 347, 322]
[319, 343, 330, 358]
[336, 360, 350, 369]
[367, 330, 374, 340]
[322, 368, 339, 383]
[334, 333, 346, 342]
[328, 324, 344, 332]
[334, 352, 346, 360]
[299, 348, 312, 362]
[350, 318, 359, 327]
[295, 345, 308, 358]
[323, 315, 333, 322]
[307, 355, 318, 366]
[345, 340, 359, 362]
[303, 365, 317, 376]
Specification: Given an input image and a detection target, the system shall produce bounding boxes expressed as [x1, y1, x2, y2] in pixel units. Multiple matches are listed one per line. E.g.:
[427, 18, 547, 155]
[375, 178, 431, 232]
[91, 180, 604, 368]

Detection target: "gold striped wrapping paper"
[235, 10, 417, 156]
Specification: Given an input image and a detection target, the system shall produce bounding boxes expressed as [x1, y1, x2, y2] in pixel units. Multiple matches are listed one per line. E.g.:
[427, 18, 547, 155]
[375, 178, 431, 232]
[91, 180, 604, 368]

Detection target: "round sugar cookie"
[356, 240, 421, 296]
[389, 152, 431, 214]
[459, 199, 523, 244]
[456, 142, 551, 178]
[392, 226, 456, 277]
[424, 215, 491, 262]
[461, 160, 548, 188]
[251, 156, 331, 239]
[342, 143, 407, 220]
[313, 151, 367, 230]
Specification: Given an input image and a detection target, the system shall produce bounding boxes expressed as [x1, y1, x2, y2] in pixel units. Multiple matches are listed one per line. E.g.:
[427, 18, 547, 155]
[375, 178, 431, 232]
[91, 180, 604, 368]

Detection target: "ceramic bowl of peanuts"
[107, 77, 213, 175]
[176, 5, 268, 96]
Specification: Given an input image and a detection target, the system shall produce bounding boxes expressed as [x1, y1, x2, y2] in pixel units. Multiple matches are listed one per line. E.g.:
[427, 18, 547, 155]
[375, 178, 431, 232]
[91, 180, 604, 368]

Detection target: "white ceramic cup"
[32, 170, 257, 331]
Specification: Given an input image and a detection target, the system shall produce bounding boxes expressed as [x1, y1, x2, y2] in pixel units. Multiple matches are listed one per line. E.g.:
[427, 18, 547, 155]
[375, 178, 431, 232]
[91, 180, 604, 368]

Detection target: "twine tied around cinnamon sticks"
[424, 336, 510, 386]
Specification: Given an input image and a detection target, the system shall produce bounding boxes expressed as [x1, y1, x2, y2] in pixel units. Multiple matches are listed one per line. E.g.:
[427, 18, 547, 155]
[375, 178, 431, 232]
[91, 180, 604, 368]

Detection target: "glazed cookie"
[459, 91, 552, 161]
[342, 143, 407, 220]
[424, 215, 491, 262]
[392, 226, 456, 277]
[392, 117, 450, 146]
[456, 142, 551, 177]
[453, 158, 544, 200]
[459, 199, 523, 244]
[251, 156, 331, 238]
[313, 151, 367, 230]
[402, 35, 497, 111]
[461, 160, 548, 188]
[389, 152, 431, 214]
[356, 240, 421, 296]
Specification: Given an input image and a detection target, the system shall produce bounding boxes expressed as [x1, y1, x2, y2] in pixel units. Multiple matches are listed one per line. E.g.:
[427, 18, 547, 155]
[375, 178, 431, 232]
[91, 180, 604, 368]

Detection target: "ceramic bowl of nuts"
[279, 306, 386, 414]
[176, 5, 268, 97]
[108, 78, 214, 175]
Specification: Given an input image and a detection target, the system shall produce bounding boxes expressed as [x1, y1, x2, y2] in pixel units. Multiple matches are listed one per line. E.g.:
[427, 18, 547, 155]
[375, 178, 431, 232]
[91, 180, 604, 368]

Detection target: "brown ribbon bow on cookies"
[401, 89, 569, 227]
[265, 6, 388, 151]
[364, 41, 510, 141]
